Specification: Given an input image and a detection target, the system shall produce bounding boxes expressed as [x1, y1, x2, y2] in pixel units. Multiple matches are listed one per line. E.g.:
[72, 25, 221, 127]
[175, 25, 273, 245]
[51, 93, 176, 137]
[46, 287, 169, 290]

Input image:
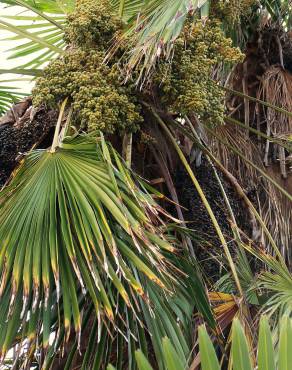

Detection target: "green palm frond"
[3, 0, 65, 28]
[110, 337, 186, 370]
[121, 315, 292, 370]
[0, 1, 66, 70]
[42, 278, 193, 369]
[43, 251, 211, 369]
[260, 0, 292, 25]
[1, 0, 73, 13]
[0, 127, 214, 368]
[252, 250, 292, 318]
[0, 80, 26, 115]
[199, 316, 291, 370]
[0, 131, 181, 361]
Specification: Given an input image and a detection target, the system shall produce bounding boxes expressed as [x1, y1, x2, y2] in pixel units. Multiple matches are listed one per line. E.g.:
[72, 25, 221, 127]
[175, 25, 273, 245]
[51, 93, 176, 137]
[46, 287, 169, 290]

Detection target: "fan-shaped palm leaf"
[250, 248, 292, 318]
[0, 129, 214, 367]
[0, 132, 181, 361]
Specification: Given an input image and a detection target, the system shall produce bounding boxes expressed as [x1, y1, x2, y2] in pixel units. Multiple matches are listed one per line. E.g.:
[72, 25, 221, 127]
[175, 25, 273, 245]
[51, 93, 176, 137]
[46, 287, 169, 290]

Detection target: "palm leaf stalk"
[225, 116, 292, 152]
[203, 124, 292, 202]
[224, 87, 292, 120]
[185, 117, 257, 306]
[146, 104, 244, 297]
[167, 116, 285, 261]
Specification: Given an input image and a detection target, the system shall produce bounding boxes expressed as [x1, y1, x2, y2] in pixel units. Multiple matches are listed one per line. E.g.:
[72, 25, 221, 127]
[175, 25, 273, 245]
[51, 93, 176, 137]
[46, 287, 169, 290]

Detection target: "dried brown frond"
[211, 122, 292, 262]
[258, 66, 292, 177]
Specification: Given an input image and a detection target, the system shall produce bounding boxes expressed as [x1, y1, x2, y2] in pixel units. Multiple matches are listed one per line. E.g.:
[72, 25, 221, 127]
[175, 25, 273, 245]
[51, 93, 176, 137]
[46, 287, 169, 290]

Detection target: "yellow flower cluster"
[212, 0, 256, 24]
[32, 49, 142, 134]
[64, 0, 122, 49]
[33, 0, 244, 134]
[153, 21, 243, 125]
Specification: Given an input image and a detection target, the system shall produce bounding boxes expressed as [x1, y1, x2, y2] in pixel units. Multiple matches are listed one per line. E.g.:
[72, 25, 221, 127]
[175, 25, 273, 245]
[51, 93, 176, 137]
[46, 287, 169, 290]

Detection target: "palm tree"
[0, 0, 291, 368]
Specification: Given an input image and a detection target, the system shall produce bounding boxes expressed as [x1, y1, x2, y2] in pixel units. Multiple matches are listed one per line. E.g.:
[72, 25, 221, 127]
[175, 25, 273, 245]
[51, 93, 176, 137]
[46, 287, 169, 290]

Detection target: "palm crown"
[0, 0, 291, 369]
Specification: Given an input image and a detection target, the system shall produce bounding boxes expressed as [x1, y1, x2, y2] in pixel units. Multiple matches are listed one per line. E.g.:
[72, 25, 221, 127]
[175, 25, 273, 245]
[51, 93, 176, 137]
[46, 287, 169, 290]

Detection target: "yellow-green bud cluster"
[211, 0, 256, 24]
[153, 21, 243, 125]
[64, 0, 123, 49]
[32, 49, 142, 134]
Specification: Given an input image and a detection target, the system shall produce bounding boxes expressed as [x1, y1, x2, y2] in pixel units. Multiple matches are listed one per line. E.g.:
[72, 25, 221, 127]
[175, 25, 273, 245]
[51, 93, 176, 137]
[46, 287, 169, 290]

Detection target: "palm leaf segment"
[0, 134, 177, 359]
[0, 80, 26, 115]
[0, 0, 66, 70]
[0, 0, 67, 114]
[199, 315, 292, 370]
